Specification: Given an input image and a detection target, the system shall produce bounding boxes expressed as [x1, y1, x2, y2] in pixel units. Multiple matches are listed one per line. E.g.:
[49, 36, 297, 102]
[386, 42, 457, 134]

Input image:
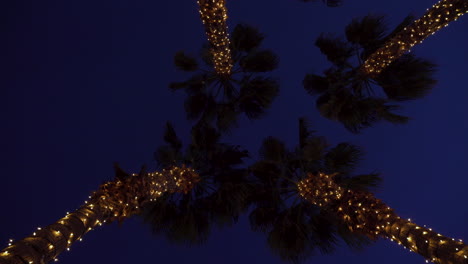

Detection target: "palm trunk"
[0, 166, 199, 264]
[197, 0, 233, 76]
[360, 0, 468, 77]
[298, 172, 468, 264]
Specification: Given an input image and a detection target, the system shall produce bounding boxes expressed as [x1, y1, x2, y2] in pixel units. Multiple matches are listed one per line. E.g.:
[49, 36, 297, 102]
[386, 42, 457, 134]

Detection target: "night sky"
[1, 0, 468, 263]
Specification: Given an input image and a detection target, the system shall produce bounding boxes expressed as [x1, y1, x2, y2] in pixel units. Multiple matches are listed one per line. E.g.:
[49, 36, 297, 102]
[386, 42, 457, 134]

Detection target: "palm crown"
[247, 118, 381, 263]
[142, 122, 252, 244]
[170, 24, 280, 132]
[303, 15, 437, 133]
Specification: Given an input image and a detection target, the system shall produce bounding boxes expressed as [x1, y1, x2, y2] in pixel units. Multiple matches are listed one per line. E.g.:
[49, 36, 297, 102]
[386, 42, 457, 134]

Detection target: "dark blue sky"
[1, 0, 467, 263]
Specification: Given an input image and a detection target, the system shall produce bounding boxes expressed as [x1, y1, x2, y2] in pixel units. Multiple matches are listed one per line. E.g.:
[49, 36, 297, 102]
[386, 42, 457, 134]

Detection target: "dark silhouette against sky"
[1, 0, 467, 263]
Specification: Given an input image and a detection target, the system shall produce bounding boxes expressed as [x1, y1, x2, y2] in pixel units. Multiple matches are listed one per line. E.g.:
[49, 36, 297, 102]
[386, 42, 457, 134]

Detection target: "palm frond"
[377, 54, 437, 101]
[231, 24, 265, 52]
[301, 136, 328, 163]
[215, 103, 239, 132]
[339, 173, 382, 192]
[249, 161, 281, 184]
[166, 203, 211, 245]
[345, 15, 387, 49]
[303, 74, 330, 95]
[250, 206, 280, 232]
[211, 144, 249, 170]
[240, 50, 279, 72]
[184, 93, 209, 121]
[154, 145, 179, 168]
[174, 51, 199, 72]
[113, 163, 130, 181]
[259, 137, 287, 163]
[336, 223, 373, 250]
[169, 81, 189, 91]
[324, 143, 364, 174]
[316, 92, 409, 133]
[190, 122, 220, 153]
[298, 117, 316, 149]
[315, 34, 354, 66]
[163, 122, 182, 152]
[238, 77, 279, 119]
[267, 209, 313, 264]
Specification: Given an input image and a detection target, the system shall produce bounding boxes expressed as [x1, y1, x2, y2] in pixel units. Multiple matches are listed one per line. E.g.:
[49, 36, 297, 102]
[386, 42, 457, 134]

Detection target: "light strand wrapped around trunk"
[0, 165, 199, 264]
[298, 172, 468, 264]
[361, 0, 468, 77]
[197, 0, 233, 76]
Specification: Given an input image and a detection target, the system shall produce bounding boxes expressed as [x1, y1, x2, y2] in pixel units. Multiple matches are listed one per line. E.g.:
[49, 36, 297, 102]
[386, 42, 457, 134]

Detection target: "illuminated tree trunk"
[298, 173, 468, 264]
[0, 166, 199, 264]
[197, 0, 233, 76]
[361, 0, 468, 77]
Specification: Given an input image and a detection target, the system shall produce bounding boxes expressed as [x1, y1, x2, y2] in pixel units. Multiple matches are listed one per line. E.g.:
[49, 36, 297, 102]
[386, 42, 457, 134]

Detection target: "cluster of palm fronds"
[143, 122, 252, 244]
[170, 24, 279, 132]
[304, 15, 437, 132]
[247, 118, 380, 262]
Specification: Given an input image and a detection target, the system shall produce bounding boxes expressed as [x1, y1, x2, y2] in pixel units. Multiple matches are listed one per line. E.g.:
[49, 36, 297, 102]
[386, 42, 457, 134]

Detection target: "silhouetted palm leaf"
[238, 77, 279, 119]
[324, 143, 363, 174]
[345, 15, 387, 50]
[231, 24, 264, 52]
[376, 54, 437, 101]
[174, 51, 199, 72]
[163, 122, 182, 152]
[259, 137, 287, 163]
[305, 15, 437, 132]
[315, 34, 354, 66]
[303, 74, 330, 95]
[298, 117, 316, 148]
[215, 103, 238, 132]
[240, 50, 279, 72]
[338, 173, 382, 192]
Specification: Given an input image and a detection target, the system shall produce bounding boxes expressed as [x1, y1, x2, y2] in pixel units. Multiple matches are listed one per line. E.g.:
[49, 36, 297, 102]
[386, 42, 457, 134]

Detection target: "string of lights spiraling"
[298, 173, 468, 264]
[197, 0, 233, 76]
[0, 166, 199, 264]
[361, 0, 468, 77]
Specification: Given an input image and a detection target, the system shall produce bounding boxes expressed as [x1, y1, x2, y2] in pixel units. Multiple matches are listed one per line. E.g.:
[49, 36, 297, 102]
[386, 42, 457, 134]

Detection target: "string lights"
[0, 165, 199, 264]
[361, 0, 468, 77]
[197, 0, 233, 76]
[298, 172, 468, 264]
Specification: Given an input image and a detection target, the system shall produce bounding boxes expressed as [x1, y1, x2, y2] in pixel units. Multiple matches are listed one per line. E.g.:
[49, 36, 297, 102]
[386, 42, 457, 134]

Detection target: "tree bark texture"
[298, 172, 468, 264]
[361, 0, 468, 77]
[0, 166, 199, 264]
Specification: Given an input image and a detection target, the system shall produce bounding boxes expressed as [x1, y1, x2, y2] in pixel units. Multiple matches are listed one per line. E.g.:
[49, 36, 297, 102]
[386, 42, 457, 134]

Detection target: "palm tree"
[196, 0, 233, 76]
[0, 121, 253, 263]
[0, 164, 199, 264]
[298, 0, 342, 7]
[298, 172, 468, 264]
[303, 15, 437, 133]
[170, 24, 280, 132]
[361, 0, 468, 77]
[142, 121, 252, 245]
[248, 118, 379, 262]
[248, 118, 468, 263]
